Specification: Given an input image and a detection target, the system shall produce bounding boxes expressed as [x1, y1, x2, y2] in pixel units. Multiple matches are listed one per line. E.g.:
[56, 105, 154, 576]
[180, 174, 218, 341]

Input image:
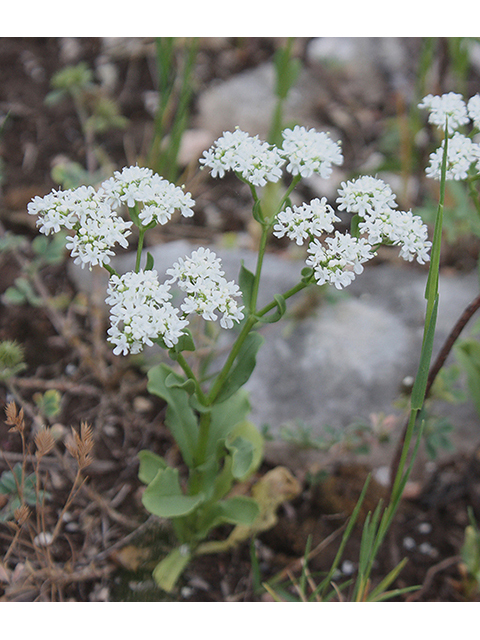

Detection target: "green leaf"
[239, 261, 256, 310]
[147, 363, 198, 467]
[301, 266, 314, 283]
[152, 546, 192, 593]
[214, 332, 264, 404]
[228, 419, 264, 479]
[195, 495, 260, 539]
[411, 294, 439, 410]
[252, 200, 264, 224]
[145, 252, 155, 271]
[205, 389, 251, 458]
[226, 435, 254, 479]
[138, 450, 167, 484]
[142, 467, 204, 518]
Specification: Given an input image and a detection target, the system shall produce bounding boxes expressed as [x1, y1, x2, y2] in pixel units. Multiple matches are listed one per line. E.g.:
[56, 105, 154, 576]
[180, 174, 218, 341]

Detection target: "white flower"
[359, 208, 431, 264]
[101, 165, 154, 208]
[306, 232, 374, 289]
[336, 176, 397, 217]
[425, 131, 478, 180]
[468, 94, 480, 130]
[27, 187, 95, 234]
[106, 269, 188, 355]
[200, 129, 285, 187]
[281, 126, 343, 179]
[167, 248, 244, 328]
[273, 197, 340, 245]
[419, 92, 469, 133]
[28, 185, 133, 269]
[101, 166, 195, 224]
[66, 203, 133, 269]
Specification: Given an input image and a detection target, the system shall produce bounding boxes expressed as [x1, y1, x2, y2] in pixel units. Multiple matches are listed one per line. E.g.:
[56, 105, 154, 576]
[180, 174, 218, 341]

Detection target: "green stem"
[250, 225, 269, 313]
[175, 351, 208, 406]
[206, 314, 258, 405]
[257, 279, 310, 318]
[135, 228, 146, 273]
[195, 410, 212, 467]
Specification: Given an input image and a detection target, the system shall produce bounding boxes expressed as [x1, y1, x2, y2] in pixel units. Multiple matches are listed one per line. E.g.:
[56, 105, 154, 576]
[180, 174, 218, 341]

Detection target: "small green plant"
[0, 464, 49, 522]
[0, 340, 26, 381]
[2, 232, 68, 308]
[46, 61, 128, 188]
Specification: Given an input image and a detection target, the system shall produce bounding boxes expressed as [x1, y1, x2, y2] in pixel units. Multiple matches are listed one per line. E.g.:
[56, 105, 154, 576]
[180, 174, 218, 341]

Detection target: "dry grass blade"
[65, 422, 94, 469]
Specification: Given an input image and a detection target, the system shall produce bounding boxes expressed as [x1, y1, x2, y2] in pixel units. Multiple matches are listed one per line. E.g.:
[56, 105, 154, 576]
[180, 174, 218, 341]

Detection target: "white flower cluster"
[273, 174, 431, 289]
[199, 129, 285, 187]
[418, 92, 470, 133]
[419, 92, 480, 180]
[273, 197, 339, 245]
[101, 165, 195, 225]
[306, 232, 373, 289]
[28, 185, 133, 269]
[166, 247, 245, 329]
[200, 125, 343, 186]
[337, 176, 432, 265]
[27, 166, 195, 269]
[106, 270, 188, 355]
[281, 126, 343, 179]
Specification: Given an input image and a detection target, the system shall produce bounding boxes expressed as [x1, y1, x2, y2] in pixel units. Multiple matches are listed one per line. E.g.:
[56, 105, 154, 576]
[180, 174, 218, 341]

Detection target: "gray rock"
[195, 62, 320, 140]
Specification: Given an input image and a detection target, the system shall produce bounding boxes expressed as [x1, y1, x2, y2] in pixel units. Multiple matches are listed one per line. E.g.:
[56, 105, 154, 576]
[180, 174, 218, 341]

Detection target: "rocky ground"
[1, 37, 480, 602]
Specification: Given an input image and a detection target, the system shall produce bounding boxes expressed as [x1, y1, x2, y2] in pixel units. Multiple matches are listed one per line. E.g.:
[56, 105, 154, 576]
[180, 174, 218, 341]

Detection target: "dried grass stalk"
[5, 401, 25, 434]
[65, 422, 94, 470]
[35, 428, 56, 459]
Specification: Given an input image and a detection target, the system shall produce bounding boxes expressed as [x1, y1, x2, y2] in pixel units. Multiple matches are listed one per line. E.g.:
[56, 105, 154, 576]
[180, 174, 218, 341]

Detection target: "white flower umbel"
[468, 94, 480, 130]
[200, 129, 285, 187]
[273, 197, 340, 245]
[27, 185, 98, 235]
[281, 125, 343, 179]
[306, 232, 374, 289]
[28, 185, 133, 269]
[336, 176, 397, 217]
[359, 209, 432, 264]
[106, 269, 188, 355]
[101, 166, 195, 225]
[425, 131, 478, 181]
[167, 247, 245, 329]
[418, 92, 469, 133]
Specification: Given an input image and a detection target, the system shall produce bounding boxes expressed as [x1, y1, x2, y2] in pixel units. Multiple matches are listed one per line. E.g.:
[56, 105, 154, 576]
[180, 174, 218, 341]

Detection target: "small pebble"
[417, 522, 432, 535]
[419, 542, 438, 558]
[34, 532, 53, 547]
[341, 560, 355, 575]
[403, 536, 416, 550]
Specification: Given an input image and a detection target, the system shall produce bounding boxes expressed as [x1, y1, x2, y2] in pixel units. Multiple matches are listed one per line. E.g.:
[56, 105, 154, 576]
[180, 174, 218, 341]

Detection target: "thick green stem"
[195, 410, 212, 467]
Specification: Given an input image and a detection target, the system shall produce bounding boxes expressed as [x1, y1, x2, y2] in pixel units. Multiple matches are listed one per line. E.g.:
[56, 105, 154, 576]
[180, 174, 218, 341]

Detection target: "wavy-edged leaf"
[138, 450, 167, 485]
[147, 363, 198, 467]
[142, 466, 204, 518]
